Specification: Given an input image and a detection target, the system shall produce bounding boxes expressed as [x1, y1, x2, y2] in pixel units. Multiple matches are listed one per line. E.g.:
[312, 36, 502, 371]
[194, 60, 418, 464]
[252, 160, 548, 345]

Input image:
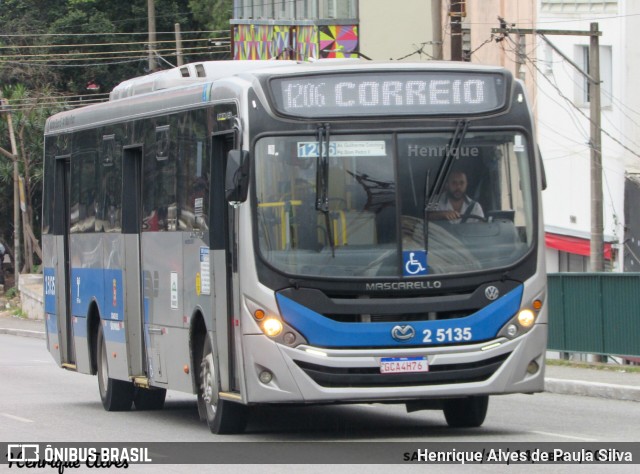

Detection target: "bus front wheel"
[96, 324, 134, 411]
[199, 335, 248, 434]
[443, 395, 489, 428]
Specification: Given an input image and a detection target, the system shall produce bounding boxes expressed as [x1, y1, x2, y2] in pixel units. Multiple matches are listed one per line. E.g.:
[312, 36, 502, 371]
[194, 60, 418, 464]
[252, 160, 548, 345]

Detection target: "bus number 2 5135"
[423, 327, 472, 343]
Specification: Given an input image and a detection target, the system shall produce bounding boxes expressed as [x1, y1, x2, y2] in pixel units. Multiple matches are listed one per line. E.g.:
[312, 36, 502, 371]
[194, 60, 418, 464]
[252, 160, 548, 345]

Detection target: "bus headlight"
[497, 293, 544, 340]
[261, 318, 283, 337]
[517, 309, 536, 328]
[245, 297, 308, 347]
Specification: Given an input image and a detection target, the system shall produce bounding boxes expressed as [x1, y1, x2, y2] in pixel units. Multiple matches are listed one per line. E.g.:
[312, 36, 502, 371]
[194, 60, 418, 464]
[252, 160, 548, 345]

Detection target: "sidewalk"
[2, 310, 639, 403]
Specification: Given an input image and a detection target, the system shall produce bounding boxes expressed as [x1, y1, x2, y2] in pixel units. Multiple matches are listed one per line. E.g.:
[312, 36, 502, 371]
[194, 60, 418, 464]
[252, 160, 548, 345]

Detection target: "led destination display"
[270, 71, 508, 118]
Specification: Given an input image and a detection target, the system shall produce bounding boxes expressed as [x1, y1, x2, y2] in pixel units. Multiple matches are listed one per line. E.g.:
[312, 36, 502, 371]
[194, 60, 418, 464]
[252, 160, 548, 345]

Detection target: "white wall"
[359, 0, 433, 61]
[536, 2, 638, 271]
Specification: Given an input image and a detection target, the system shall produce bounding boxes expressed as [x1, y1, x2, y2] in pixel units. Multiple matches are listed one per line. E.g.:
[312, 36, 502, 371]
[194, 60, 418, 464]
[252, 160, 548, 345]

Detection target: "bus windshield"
[254, 131, 534, 278]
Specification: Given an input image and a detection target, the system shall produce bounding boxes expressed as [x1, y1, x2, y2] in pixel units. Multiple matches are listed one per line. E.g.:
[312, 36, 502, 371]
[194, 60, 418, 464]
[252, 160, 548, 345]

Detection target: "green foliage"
[0, 1, 232, 268]
[4, 287, 18, 299]
[189, 0, 233, 32]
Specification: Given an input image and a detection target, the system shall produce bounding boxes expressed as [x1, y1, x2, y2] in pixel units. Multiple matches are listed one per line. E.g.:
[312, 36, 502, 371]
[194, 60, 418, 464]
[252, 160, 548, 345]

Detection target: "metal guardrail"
[548, 273, 640, 358]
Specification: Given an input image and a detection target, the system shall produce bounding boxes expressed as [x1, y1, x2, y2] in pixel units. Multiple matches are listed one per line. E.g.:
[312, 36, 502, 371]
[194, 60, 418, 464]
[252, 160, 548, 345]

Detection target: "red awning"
[545, 232, 612, 260]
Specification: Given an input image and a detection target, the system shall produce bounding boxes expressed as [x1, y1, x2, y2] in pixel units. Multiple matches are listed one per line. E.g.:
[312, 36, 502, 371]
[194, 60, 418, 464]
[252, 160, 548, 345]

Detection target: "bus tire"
[96, 324, 134, 411]
[134, 387, 166, 410]
[443, 395, 489, 428]
[199, 335, 248, 434]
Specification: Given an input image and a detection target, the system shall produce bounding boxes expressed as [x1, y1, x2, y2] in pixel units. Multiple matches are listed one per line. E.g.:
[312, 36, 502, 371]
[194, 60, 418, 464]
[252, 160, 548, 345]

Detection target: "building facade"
[231, 1, 359, 60]
[536, 0, 640, 272]
[230, 0, 440, 61]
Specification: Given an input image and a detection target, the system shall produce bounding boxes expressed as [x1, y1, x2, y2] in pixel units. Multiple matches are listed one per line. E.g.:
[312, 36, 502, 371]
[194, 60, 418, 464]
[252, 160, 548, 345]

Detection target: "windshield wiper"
[423, 119, 470, 248]
[315, 123, 335, 256]
[428, 119, 470, 204]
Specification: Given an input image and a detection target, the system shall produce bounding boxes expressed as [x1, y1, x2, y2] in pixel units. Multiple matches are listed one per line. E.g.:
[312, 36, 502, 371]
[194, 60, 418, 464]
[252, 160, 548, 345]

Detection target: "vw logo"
[391, 325, 415, 341]
[485, 286, 500, 301]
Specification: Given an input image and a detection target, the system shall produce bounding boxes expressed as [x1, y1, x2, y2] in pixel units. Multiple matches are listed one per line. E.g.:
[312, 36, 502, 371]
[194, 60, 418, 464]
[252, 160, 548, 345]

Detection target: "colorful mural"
[319, 25, 359, 58]
[234, 24, 291, 60]
[233, 24, 358, 61]
[294, 26, 319, 61]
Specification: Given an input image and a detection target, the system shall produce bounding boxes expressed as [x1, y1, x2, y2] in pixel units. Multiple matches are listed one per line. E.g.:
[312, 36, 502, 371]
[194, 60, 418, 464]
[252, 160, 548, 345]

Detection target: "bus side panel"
[141, 232, 189, 390]
[42, 235, 62, 367]
[181, 233, 213, 393]
[70, 234, 130, 380]
[121, 233, 145, 379]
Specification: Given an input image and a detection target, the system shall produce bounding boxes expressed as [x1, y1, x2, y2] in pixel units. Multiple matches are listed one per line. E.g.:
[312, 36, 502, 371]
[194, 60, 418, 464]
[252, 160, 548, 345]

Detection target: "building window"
[559, 251, 589, 272]
[541, 0, 617, 13]
[276, 0, 294, 19]
[319, 0, 357, 19]
[574, 45, 612, 108]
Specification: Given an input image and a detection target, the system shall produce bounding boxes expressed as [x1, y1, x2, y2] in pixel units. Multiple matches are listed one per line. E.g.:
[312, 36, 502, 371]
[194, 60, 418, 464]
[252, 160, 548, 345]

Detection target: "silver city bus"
[42, 59, 547, 433]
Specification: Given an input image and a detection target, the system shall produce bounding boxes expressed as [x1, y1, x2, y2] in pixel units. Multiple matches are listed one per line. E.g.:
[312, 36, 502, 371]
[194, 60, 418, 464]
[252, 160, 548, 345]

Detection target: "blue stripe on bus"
[70, 268, 124, 321]
[45, 313, 58, 337]
[43, 266, 126, 344]
[276, 285, 524, 348]
[101, 319, 127, 344]
[44, 267, 56, 314]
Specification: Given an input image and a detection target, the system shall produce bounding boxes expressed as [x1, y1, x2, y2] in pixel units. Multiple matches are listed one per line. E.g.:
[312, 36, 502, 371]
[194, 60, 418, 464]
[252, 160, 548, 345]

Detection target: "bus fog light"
[506, 324, 518, 338]
[262, 318, 283, 337]
[517, 309, 536, 328]
[527, 360, 539, 375]
[259, 370, 273, 384]
[283, 332, 296, 345]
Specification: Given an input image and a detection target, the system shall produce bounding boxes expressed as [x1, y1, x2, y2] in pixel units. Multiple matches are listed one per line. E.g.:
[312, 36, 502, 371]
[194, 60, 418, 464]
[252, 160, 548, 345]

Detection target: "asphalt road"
[2, 334, 639, 473]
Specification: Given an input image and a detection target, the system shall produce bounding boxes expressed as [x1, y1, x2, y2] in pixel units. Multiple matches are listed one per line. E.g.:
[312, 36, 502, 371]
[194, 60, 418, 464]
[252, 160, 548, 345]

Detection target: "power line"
[522, 44, 640, 160]
[0, 43, 230, 60]
[5, 93, 110, 102]
[0, 37, 227, 50]
[3, 50, 231, 69]
[0, 30, 229, 38]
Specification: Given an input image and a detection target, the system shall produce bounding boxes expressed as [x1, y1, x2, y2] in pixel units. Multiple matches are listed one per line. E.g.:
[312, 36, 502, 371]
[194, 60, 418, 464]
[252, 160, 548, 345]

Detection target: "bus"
[42, 59, 547, 434]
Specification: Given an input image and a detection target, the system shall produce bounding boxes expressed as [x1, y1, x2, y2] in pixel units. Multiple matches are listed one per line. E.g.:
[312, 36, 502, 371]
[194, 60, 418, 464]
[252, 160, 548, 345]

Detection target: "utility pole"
[516, 33, 527, 81]
[492, 23, 604, 271]
[431, 0, 443, 60]
[175, 23, 184, 66]
[449, 0, 464, 61]
[0, 95, 22, 284]
[148, 0, 157, 72]
[589, 22, 604, 272]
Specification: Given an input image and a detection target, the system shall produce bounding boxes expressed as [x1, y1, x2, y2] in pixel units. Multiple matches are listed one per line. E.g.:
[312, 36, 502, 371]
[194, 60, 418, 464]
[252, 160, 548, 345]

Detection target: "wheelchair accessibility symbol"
[403, 250, 428, 276]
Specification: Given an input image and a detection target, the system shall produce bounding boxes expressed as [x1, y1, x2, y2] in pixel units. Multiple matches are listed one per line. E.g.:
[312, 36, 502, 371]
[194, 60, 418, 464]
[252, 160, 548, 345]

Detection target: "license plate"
[380, 357, 429, 374]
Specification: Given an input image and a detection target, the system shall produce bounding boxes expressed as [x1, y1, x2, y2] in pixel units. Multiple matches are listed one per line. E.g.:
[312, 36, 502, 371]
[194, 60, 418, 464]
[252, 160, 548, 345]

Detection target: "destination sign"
[269, 71, 508, 118]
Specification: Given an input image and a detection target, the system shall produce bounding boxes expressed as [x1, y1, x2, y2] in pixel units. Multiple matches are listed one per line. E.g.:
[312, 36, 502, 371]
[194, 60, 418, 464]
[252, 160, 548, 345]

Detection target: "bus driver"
[430, 170, 484, 223]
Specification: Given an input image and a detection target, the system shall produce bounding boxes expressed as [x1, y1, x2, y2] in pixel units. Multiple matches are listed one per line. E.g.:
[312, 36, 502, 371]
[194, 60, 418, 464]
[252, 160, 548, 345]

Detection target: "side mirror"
[537, 146, 547, 191]
[225, 150, 250, 203]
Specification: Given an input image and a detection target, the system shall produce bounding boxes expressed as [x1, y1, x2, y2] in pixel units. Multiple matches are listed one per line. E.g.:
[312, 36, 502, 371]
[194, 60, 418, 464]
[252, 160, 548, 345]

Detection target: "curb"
[0, 327, 46, 340]
[545, 377, 640, 402]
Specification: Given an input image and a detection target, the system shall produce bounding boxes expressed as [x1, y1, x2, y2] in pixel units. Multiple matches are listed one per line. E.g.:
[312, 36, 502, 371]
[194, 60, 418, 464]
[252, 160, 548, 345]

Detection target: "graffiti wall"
[233, 24, 358, 61]
[319, 25, 359, 58]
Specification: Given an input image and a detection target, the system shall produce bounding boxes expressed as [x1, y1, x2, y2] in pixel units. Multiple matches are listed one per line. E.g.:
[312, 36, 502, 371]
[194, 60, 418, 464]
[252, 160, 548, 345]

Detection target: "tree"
[0, 0, 234, 279]
[188, 0, 233, 33]
[0, 84, 64, 273]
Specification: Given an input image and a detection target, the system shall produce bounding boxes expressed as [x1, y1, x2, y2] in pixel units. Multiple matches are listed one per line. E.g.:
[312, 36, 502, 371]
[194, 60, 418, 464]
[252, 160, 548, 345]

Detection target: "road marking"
[531, 430, 596, 441]
[1, 413, 34, 423]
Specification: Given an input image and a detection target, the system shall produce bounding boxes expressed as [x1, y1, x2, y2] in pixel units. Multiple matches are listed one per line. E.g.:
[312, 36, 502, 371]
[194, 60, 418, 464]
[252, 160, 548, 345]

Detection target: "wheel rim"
[201, 352, 218, 416]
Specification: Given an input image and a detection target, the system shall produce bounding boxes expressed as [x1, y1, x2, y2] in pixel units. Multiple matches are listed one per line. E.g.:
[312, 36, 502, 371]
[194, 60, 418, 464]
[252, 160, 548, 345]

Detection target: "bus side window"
[143, 124, 176, 232]
[177, 110, 209, 232]
[97, 134, 122, 232]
